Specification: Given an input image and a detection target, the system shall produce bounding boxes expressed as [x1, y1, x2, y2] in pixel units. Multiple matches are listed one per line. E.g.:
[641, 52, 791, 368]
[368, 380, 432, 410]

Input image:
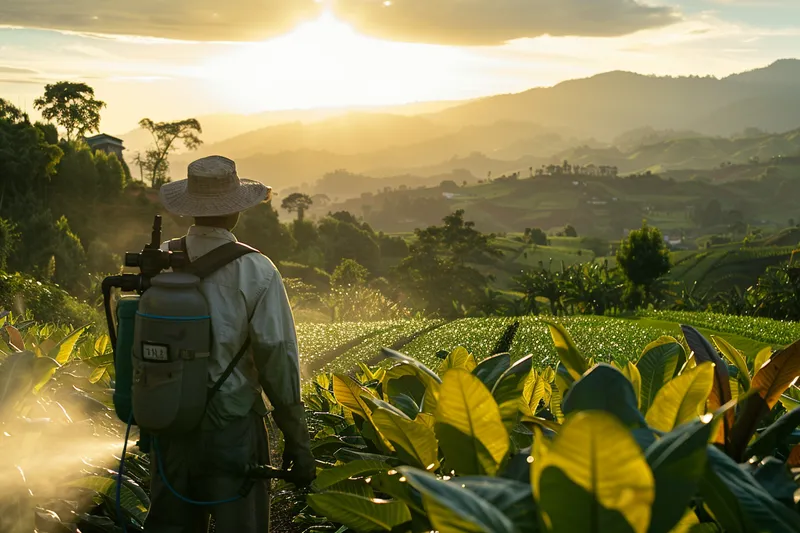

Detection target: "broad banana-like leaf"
[307, 491, 411, 532]
[699, 445, 800, 533]
[32, 356, 60, 393]
[550, 380, 565, 424]
[745, 407, 800, 459]
[531, 411, 655, 533]
[637, 337, 683, 414]
[754, 347, 774, 375]
[682, 326, 733, 447]
[563, 364, 646, 428]
[49, 325, 88, 365]
[381, 349, 442, 414]
[435, 369, 509, 476]
[71, 475, 149, 526]
[4, 324, 24, 351]
[473, 352, 511, 391]
[455, 477, 539, 533]
[521, 368, 547, 417]
[492, 354, 534, 432]
[313, 460, 391, 491]
[645, 363, 714, 433]
[729, 339, 800, 462]
[712, 336, 751, 391]
[439, 346, 477, 374]
[399, 467, 516, 533]
[788, 445, 800, 467]
[372, 408, 440, 471]
[333, 374, 393, 451]
[622, 361, 642, 409]
[665, 511, 701, 533]
[544, 321, 588, 383]
[645, 418, 714, 533]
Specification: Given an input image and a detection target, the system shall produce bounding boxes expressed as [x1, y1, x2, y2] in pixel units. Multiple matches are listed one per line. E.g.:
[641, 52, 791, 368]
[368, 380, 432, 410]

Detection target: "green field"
[295, 311, 791, 379]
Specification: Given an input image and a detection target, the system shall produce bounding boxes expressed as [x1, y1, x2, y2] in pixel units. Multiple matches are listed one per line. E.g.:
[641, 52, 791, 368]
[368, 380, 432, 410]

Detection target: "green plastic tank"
[113, 295, 140, 424]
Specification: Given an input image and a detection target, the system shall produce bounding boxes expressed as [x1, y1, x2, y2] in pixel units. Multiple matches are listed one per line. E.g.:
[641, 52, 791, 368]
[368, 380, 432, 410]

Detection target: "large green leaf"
[399, 467, 516, 533]
[372, 408, 440, 471]
[746, 407, 800, 459]
[473, 353, 511, 391]
[637, 337, 682, 414]
[439, 346, 477, 374]
[712, 336, 751, 391]
[307, 491, 411, 532]
[754, 347, 774, 375]
[49, 325, 88, 365]
[645, 362, 714, 433]
[492, 354, 534, 432]
[621, 361, 642, 409]
[71, 475, 149, 525]
[729, 339, 800, 462]
[333, 374, 392, 451]
[532, 411, 655, 533]
[682, 326, 733, 448]
[521, 368, 547, 418]
[31, 356, 60, 392]
[699, 445, 800, 533]
[562, 364, 646, 427]
[544, 321, 588, 383]
[455, 477, 539, 533]
[313, 460, 391, 491]
[645, 418, 714, 533]
[435, 369, 509, 476]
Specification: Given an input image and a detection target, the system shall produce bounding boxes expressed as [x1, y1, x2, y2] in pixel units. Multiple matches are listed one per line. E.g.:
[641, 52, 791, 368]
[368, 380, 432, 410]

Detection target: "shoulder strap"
[184, 242, 260, 279]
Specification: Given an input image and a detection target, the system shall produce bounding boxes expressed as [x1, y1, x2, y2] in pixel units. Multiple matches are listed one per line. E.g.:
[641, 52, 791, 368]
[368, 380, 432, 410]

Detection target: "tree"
[616, 221, 671, 301]
[394, 210, 502, 316]
[139, 118, 202, 188]
[33, 82, 106, 141]
[282, 193, 313, 222]
[331, 259, 369, 288]
[524, 227, 548, 246]
[562, 224, 578, 238]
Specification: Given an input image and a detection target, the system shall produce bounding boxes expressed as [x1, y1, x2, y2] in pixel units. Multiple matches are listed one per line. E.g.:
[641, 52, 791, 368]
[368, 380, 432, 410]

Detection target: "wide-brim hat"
[159, 155, 271, 217]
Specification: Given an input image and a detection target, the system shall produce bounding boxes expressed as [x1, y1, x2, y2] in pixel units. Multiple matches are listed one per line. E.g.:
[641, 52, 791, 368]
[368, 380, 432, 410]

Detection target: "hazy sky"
[1, 0, 799, 134]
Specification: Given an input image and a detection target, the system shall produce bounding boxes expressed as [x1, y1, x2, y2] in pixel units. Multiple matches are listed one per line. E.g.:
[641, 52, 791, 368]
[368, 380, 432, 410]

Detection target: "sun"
[199, 12, 472, 112]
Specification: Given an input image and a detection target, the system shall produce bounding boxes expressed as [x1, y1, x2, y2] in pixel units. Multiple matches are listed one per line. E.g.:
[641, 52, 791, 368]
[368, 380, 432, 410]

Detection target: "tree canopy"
[33, 82, 106, 141]
[139, 118, 203, 188]
[616, 221, 671, 290]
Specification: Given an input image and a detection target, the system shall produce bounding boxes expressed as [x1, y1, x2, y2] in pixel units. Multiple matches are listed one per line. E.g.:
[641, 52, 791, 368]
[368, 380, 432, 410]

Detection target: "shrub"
[0, 271, 98, 326]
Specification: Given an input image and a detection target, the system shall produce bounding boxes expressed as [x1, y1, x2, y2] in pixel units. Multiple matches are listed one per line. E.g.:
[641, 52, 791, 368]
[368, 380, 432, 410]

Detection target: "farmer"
[146, 155, 316, 532]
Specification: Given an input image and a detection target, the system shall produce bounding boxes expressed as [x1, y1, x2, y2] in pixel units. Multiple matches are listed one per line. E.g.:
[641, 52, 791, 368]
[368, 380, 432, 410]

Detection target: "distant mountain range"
[129, 59, 800, 193]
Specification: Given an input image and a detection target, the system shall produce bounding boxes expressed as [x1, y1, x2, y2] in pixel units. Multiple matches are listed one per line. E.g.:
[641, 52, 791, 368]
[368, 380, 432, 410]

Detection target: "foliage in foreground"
[0, 317, 148, 533]
[298, 322, 800, 532]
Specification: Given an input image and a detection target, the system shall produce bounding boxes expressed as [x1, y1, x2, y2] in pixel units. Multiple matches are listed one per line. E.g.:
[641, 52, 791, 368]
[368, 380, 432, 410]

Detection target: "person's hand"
[282, 448, 316, 487]
[272, 402, 316, 487]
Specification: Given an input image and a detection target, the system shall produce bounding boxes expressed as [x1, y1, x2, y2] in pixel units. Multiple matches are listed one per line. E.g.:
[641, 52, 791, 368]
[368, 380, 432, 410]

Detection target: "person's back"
[145, 155, 315, 533]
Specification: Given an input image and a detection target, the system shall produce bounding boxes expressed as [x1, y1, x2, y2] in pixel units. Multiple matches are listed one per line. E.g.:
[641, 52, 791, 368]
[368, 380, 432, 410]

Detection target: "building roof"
[85, 133, 125, 147]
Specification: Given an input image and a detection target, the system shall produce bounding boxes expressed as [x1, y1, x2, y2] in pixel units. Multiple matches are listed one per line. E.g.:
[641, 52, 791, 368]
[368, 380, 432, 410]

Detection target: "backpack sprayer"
[102, 216, 286, 526]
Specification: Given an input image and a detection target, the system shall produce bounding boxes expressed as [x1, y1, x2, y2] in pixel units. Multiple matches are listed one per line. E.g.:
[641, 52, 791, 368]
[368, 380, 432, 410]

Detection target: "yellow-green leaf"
[645, 362, 715, 433]
[545, 321, 588, 382]
[754, 347, 773, 375]
[532, 411, 655, 533]
[622, 361, 642, 409]
[522, 369, 547, 417]
[333, 374, 393, 451]
[439, 346, 477, 374]
[637, 337, 683, 413]
[307, 492, 411, 532]
[94, 334, 110, 356]
[49, 326, 87, 365]
[435, 369, 509, 476]
[372, 409, 439, 471]
[713, 336, 751, 391]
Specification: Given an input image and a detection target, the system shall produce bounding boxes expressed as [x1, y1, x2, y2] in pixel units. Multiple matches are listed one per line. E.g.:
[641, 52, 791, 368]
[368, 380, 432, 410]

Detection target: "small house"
[85, 133, 125, 161]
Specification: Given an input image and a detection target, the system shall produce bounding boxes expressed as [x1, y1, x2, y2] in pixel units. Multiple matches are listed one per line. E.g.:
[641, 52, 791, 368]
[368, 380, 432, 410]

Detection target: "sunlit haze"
[1, 1, 799, 133]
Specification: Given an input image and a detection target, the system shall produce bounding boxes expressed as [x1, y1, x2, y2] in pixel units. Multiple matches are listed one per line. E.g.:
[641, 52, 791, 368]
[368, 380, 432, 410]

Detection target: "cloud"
[0, 66, 38, 74]
[0, 0, 679, 45]
[334, 0, 681, 46]
[0, 0, 323, 42]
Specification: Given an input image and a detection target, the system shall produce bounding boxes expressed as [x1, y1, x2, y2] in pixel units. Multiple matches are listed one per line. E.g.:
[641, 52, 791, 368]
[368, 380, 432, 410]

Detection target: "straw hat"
[159, 155, 271, 217]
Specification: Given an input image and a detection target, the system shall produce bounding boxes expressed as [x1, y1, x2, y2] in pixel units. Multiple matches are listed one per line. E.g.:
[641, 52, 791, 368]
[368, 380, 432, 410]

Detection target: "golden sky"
[1, 0, 798, 133]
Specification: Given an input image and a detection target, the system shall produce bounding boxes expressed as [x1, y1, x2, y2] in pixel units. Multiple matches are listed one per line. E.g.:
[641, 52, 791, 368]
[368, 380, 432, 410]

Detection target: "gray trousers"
[144, 411, 271, 533]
